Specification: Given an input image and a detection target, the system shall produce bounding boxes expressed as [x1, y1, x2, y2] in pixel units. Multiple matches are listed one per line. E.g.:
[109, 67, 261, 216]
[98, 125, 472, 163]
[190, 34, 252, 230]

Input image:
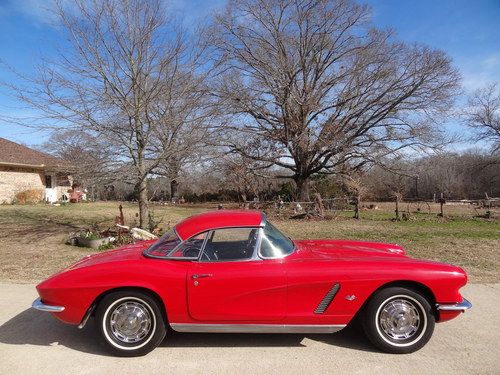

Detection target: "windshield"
[145, 229, 181, 257]
[260, 221, 295, 258]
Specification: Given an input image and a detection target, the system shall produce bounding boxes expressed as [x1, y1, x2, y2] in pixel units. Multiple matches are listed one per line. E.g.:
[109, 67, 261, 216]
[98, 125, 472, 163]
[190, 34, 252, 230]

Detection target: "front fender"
[35, 260, 186, 325]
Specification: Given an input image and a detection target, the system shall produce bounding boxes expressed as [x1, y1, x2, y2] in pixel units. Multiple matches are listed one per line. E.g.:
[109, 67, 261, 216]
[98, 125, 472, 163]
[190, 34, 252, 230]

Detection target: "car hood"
[293, 239, 407, 260]
[67, 240, 156, 270]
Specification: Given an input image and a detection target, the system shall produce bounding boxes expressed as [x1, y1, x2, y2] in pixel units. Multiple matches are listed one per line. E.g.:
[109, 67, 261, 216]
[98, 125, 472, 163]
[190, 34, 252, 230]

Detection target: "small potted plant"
[77, 231, 112, 249]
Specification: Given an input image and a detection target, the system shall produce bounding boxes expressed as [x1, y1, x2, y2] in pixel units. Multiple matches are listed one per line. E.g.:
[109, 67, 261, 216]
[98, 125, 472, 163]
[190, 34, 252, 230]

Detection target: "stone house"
[0, 137, 73, 204]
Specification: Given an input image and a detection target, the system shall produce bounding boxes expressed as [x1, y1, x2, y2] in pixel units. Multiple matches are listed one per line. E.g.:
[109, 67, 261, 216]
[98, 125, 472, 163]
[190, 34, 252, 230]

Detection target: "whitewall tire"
[362, 287, 435, 354]
[95, 291, 166, 357]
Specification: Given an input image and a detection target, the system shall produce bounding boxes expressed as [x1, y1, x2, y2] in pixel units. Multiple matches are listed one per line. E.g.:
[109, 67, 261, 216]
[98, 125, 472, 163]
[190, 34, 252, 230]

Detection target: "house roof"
[0, 137, 68, 169]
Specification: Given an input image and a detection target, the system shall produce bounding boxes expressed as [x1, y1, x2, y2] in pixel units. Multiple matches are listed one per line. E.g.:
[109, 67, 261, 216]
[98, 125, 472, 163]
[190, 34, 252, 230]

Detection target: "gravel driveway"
[0, 283, 498, 374]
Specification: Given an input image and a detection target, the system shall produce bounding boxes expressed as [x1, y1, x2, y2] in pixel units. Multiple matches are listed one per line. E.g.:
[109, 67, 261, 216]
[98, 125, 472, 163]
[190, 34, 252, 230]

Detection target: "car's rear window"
[145, 229, 181, 257]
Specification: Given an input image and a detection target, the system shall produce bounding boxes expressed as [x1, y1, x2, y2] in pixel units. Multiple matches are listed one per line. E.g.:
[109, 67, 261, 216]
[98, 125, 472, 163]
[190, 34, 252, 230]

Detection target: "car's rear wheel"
[95, 290, 166, 357]
[362, 287, 435, 354]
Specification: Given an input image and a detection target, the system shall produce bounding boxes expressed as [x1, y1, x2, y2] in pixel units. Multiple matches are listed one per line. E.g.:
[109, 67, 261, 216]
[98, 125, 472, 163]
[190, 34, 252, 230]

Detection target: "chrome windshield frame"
[257, 220, 296, 260]
[143, 212, 295, 262]
[143, 227, 183, 260]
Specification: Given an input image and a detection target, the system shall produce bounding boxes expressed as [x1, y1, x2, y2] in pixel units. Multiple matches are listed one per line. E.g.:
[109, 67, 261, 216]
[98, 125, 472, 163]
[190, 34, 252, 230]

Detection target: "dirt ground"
[0, 282, 498, 375]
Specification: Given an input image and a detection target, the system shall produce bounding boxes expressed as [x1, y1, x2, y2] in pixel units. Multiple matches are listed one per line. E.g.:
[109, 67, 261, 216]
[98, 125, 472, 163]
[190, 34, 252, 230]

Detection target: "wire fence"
[240, 196, 500, 220]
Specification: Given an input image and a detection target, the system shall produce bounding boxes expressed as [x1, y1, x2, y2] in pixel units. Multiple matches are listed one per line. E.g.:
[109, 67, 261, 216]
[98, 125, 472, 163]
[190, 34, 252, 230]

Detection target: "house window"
[45, 175, 52, 188]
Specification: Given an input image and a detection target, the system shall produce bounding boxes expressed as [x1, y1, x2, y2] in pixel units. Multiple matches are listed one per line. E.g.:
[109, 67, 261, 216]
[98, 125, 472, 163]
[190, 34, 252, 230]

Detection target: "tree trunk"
[395, 195, 401, 221]
[170, 179, 179, 202]
[138, 178, 149, 229]
[295, 176, 310, 202]
[314, 193, 324, 217]
[353, 194, 360, 219]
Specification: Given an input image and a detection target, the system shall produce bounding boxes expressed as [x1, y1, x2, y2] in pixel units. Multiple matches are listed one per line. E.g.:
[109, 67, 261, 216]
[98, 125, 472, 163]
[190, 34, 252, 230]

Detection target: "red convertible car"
[33, 210, 471, 356]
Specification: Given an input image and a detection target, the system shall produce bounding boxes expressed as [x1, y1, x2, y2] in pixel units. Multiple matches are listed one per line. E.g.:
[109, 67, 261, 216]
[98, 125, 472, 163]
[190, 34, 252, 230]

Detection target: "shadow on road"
[0, 308, 377, 356]
[162, 325, 376, 352]
[0, 308, 104, 355]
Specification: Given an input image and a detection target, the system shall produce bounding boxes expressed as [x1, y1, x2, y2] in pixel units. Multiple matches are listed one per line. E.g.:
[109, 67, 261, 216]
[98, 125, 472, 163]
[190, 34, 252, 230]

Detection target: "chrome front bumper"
[436, 298, 472, 312]
[32, 298, 65, 312]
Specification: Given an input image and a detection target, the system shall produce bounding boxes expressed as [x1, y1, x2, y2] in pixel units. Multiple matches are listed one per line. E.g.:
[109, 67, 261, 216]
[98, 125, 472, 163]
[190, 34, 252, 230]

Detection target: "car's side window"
[168, 232, 207, 259]
[201, 227, 259, 262]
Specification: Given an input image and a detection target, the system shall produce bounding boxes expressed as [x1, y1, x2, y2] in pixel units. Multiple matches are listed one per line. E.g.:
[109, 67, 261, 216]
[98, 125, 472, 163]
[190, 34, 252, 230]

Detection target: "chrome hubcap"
[379, 299, 420, 341]
[109, 301, 152, 343]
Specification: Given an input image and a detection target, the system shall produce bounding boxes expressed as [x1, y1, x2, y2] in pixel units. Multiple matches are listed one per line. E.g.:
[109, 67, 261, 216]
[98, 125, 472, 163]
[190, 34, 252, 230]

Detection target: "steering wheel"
[182, 247, 200, 258]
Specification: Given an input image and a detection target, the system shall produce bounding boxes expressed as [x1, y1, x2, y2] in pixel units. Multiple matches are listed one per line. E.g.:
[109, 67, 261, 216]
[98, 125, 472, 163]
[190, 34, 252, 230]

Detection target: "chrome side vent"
[314, 283, 340, 314]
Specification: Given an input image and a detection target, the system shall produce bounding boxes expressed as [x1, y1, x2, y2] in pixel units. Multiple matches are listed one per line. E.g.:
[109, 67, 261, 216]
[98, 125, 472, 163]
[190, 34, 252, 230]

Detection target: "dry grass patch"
[0, 202, 498, 283]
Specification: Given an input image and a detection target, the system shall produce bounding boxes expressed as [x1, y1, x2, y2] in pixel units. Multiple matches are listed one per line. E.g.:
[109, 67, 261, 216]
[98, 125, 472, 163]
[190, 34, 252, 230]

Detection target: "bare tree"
[364, 151, 500, 200]
[215, 155, 266, 202]
[4, 0, 208, 228]
[465, 83, 500, 153]
[150, 69, 215, 200]
[341, 173, 367, 219]
[208, 0, 460, 200]
[41, 129, 116, 198]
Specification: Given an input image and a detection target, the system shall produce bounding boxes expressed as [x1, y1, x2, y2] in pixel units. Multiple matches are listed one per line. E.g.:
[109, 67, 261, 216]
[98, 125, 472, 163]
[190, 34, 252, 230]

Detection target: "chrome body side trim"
[314, 283, 340, 314]
[78, 304, 95, 329]
[436, 298, 472, 312]
[32, 298, 65, 312]
[170, 323, 346, 334]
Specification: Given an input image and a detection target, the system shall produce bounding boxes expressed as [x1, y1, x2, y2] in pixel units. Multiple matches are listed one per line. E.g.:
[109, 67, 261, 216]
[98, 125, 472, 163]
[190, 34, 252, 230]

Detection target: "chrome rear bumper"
[436, 298, 472, 312]
[32, 298, 65, 312]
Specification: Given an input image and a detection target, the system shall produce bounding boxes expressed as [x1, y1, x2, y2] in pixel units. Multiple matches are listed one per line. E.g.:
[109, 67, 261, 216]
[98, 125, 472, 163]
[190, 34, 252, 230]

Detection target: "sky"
[0, 0, 499, 147]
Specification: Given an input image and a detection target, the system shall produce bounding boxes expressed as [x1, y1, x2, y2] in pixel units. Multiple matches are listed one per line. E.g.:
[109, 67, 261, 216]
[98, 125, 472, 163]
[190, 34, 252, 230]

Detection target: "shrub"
[14, 189, 44, 204]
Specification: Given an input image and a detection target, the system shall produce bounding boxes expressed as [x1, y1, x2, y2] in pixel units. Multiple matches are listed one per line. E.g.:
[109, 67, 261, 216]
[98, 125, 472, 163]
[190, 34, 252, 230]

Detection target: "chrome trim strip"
[314, 283, 340, 314]
[260, 212, 267, 227]
[32, 298, 65, 312]
[78, 304, 95, 329]
[251, 227, 264, 260]
[170, 323, 346, 334]
[436, 298, 472, 312]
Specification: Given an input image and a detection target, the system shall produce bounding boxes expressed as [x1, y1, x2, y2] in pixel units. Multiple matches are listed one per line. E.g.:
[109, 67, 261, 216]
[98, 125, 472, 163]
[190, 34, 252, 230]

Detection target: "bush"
[14, 189, 44, 204]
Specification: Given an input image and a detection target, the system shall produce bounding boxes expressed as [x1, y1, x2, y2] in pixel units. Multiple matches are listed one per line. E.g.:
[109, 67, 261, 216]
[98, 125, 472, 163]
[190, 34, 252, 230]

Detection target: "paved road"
[0, 283, 498, 375]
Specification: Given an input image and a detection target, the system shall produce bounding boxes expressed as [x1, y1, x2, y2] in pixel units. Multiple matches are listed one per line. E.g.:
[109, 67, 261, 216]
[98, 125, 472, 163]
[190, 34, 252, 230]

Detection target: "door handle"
[191, 274, 213, 279]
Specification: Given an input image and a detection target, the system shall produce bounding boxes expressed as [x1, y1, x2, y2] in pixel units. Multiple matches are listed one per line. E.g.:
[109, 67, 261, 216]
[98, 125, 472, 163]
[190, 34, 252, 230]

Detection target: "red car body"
[33, 210, 470, 355]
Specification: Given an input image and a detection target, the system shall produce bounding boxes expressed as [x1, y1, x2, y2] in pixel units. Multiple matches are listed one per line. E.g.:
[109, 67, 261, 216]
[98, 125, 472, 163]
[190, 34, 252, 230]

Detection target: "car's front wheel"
[362, 287, 435, 354]
[95, 290, 166, 357]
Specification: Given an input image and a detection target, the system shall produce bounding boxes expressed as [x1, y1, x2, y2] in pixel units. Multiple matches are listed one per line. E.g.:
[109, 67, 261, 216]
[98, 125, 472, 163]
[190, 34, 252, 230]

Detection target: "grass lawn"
[0, 201, 498, 283]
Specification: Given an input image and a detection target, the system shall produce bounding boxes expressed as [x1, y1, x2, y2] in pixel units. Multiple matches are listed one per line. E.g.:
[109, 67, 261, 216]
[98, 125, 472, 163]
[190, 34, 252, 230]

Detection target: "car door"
[186, 227, 286, 322]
